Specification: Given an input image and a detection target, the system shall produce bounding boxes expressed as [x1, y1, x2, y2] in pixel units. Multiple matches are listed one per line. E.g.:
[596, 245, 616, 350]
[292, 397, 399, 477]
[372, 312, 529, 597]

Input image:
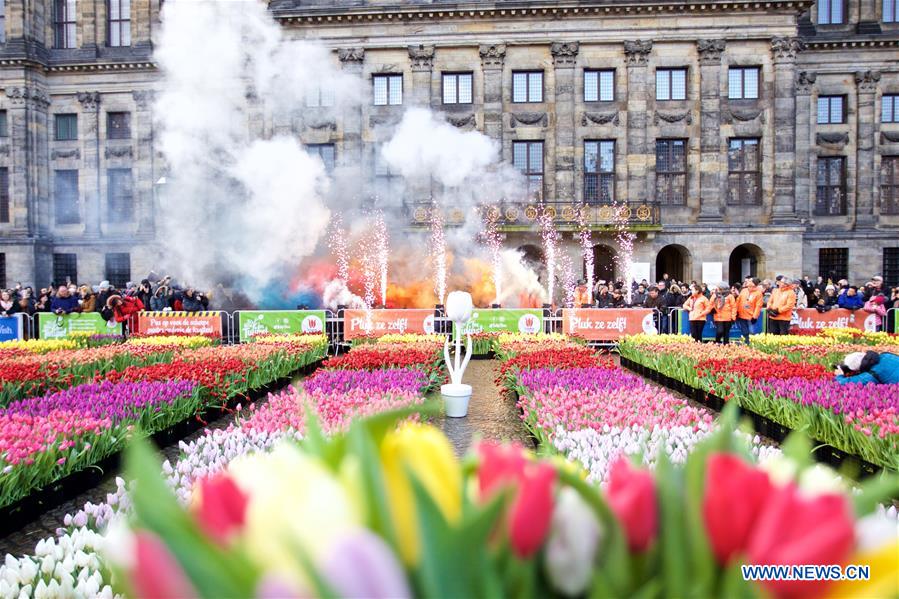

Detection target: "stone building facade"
[0, 0, 897, 292]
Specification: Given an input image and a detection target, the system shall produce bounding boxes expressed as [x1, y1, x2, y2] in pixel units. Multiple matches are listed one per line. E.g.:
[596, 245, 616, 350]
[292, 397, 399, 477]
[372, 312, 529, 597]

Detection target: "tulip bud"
[606, 458, 657, 553]
[544, 487, 602, 596]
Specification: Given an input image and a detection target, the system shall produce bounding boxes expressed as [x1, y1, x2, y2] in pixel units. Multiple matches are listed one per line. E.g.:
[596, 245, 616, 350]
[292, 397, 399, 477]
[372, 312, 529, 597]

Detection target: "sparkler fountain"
[375, 213, 389, 306]
[539, 207, 560, 306]
[578, 205, 594, 306]
[442, 290, 474, 417]
[612, 202, 636, 305]
[429, 204, 447, 305]
[328, 216, 350, 283]
[483, 210, 503, 305]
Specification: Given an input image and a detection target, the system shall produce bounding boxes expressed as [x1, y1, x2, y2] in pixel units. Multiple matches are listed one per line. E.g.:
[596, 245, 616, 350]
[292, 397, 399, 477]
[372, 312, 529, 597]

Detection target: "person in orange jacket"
[683, 283, 712, 342]
[711, 282, 737, 344]
[573, 279, 591, 308]
[736, 276, 764, 343]
[767, 276, 797, 335]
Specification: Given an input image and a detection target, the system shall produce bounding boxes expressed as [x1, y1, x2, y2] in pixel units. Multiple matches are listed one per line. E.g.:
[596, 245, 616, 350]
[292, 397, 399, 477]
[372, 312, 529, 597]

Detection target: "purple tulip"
[320, 530, 412, 599]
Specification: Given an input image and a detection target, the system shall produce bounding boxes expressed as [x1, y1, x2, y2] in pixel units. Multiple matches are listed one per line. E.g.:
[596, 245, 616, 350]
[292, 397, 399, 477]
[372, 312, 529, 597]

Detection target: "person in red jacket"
[107, 294, 144, 333]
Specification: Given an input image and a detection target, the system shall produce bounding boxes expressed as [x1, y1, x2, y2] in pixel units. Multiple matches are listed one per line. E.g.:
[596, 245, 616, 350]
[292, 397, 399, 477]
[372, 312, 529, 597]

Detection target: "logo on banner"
[641, 312, 658, 334]
[863, 313, 881, 332]
[518, 313, 541, 334]
[301, 315, 324, 334]
[423, 314, 436, 334]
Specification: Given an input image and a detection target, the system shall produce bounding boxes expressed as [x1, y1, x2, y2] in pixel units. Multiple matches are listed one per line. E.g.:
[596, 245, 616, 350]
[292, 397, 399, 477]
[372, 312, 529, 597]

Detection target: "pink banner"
[562, 308, 658, 341]
[789, 308, 882, 334]
[135, 312, 223, 337]
[343, 309, 436, 340]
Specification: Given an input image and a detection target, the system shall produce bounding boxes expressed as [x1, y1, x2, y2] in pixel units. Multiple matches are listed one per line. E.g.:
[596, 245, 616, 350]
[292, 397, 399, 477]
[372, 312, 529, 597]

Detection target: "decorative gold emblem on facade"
[636, 204, 652, 221]
[525, 206, 538, 220]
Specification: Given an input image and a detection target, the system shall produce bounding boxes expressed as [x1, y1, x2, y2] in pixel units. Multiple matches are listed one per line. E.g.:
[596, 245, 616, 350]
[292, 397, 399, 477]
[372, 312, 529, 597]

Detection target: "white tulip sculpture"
[442, 290, 474, 417]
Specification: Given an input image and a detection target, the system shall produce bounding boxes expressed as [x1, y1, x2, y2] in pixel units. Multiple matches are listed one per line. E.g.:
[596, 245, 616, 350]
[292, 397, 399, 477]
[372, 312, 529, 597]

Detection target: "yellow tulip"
[822, 539, 899, 599]
[380, 423, 461, 564]
[228, 443, 361, 586]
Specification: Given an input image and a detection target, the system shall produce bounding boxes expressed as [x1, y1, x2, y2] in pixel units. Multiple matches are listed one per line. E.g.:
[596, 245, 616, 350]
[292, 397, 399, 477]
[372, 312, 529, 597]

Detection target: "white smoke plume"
[496, 249, 547, 306]
[153, 0, 356, 300]
[322, 279, 365, 311]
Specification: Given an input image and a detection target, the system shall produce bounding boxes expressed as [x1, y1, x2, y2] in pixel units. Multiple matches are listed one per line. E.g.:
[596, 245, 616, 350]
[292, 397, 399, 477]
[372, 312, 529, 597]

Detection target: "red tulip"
[194, 473, 249, 545]
[746, 484, 855, 599]
[606, 457, 657, 553]
[702, 453, 772, 564]
[131, 531, 198, 598]
[509, 461, 556, 557]
[476, 442, 557, 558]
[477, 441, 526, 496]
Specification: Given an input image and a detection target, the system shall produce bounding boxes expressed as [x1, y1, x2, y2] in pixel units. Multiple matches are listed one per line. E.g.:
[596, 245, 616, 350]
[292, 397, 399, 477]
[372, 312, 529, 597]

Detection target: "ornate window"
[818, 0, 845, 24]
[55, 114, 78, 141]
[512, 141, 544, 200]
[107, 168, 133, 223]
[54, 0, 77, 49]
[107, 0, 131, 47]
[881, 156, 899, 214]
[656, 69, 687, 101]
[512, 71, 543, 103]
[584, 140, 615, 204]
[882, 95, 899, 123]
[107, 112, 131, 139]
[886, 0, 899, 22]
[817, 96, 845, 124]
[727, 138, 761, 205]
[728, 67, 760, 100]
[52, 253, 78, 285]
[584, 70, 614, 102]
[655, 139, 687, 205]
[442, 73, 473, 104]
[0, 168, 8, 223]
[883, 248, 899, 287]
[818, 248, 848, 282]
[307, 144, 335, 172]
[372, 75, 402, 106]
[815, 157, 846, 215]
[54, 170, 80, 225]
[105, 253, 130, 288]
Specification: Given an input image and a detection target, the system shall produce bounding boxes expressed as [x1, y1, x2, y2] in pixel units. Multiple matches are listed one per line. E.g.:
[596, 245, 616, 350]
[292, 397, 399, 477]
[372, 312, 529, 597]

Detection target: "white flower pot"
[441, 383, 472, 418]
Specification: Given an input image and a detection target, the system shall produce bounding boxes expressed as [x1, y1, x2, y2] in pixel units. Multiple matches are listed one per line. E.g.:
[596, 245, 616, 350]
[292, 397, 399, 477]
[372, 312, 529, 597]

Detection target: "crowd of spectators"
[0, 275, 212, 323]
[570, 272, 897, 340]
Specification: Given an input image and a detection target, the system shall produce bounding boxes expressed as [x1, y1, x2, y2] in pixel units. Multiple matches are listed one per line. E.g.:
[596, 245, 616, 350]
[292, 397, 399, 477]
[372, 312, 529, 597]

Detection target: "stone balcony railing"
[406, 201, 662, 231]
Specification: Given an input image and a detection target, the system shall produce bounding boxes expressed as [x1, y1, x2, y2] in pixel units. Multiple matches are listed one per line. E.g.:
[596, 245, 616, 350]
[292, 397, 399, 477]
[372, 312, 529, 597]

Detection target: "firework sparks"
[612, 202, 635, 305]
[483, 209, 503, 305]
[429, 204, 447, 305]
[538, 206, 559, 306]
[374, 212, 389, 306]
[560, 251, 576, 307]
[328, 215, 349, 282]
[578, 204, 594, 305]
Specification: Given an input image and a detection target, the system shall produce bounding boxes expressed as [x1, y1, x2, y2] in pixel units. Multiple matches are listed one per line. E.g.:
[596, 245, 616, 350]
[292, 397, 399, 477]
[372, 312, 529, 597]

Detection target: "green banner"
[454, 308, 544, 337]
[37, 312, 118, 339]
[237, 310, 327, 341]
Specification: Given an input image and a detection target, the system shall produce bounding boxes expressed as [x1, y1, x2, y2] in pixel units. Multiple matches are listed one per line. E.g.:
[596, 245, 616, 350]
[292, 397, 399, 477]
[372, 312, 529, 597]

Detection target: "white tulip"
[544, 487, 602, 596]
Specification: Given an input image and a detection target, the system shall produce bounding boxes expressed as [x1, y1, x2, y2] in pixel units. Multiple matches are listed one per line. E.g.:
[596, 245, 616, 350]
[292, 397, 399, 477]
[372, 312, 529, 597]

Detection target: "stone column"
[623, 40, 652, 203]
[794, 71, 816, 220]
[854, 70, 880, 227]
[770, 36, 803, 223]
[133, 90, 155, 234]
[697, 39, 725, 221]
[408, 45, 434, 108]
[551, 42, 578, 203]
[77, 91, 102, 237]
[338, 48, 365, 197]
[479, 44, 506, 148]
[5, 85, 50, 236]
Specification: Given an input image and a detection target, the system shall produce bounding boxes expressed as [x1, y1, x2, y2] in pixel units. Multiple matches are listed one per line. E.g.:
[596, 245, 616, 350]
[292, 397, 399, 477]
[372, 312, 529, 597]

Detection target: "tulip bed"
[0, 336, 218, 407]
[493, 335, 755, 484]
[618, 334, 899, 470]
[0, 334, 329, 511]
